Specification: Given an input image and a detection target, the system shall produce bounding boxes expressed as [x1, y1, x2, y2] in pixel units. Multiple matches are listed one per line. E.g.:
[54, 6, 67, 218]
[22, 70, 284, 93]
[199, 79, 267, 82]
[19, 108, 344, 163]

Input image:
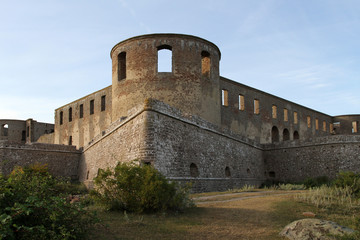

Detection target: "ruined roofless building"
[1, 34, 359, 192]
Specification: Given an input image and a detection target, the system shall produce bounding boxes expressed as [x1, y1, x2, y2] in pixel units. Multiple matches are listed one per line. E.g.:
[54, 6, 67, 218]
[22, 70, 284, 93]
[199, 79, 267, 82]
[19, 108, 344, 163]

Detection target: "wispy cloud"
[118, 0, 151, 33]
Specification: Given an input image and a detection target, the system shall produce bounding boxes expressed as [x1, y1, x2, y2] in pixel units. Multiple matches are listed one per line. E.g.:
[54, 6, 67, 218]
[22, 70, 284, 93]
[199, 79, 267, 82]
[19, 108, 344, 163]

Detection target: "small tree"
[91, 161, 193, 213]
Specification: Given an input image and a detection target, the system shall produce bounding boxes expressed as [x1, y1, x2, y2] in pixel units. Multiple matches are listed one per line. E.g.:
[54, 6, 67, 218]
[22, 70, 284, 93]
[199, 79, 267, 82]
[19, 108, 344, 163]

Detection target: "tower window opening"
[90, 100, 94, 115]
[239, 95, 245, 110]
[118, 52, 126, 80]
[222, 89, 228, 106]
[69, 107, 72, 122]
[254, 99, 260, 114]
[101, 95, 106, 112]
[201, 51, 210, 78]
[69, 136, 72, 145]
[157, 45, 172, 72]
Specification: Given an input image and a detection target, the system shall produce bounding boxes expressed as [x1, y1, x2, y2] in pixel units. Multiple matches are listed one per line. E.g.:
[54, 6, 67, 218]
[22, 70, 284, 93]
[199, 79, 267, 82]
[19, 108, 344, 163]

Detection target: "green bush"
[91, 161, 193, 213]
[303, 176, 330, 188]
[0, 164, 96, 240]
[333, 171, 360, 197]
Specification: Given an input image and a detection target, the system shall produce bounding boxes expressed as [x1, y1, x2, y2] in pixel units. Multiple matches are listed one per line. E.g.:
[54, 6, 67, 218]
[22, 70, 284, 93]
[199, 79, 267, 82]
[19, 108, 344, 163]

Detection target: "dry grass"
[87, 189, 359, 240]
[88, 192, 298, 240]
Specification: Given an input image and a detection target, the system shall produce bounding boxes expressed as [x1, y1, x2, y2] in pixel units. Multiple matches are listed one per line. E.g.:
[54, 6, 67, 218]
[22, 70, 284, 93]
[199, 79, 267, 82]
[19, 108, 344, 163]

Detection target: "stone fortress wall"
[0, 34, 359, 192]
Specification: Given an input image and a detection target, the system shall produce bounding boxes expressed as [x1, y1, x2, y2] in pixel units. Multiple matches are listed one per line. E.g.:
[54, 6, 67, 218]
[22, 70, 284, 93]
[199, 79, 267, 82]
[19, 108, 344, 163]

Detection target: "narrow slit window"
[239, 95, 245, 110]
[222, 89, 228, 106]
[294, 111, 298, 124]
[352, 121, 358, 133]
[90, 100, 94, 115]
[60, 111, 63, 125]
[69, 136, 72, 145]
[284, 108, 288, 122]
[315, 118, 319, 130]
[323, 121, 327, 132]
[272, 105, 277, 119]
[254, 99, 260, 114]
[101, 95, 106, 112]
[201, 51, 210, 78]
[118, 52, 126, 80]
[80, 104, 83, 118]
[307, 116, 311, 128]
[69, 107, 72, 122]
[157, 45, 172, 72]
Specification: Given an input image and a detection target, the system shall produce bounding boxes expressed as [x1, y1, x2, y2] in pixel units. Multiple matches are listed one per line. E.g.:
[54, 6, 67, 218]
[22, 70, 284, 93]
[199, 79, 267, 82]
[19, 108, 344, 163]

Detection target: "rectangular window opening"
[101, 95, 106, 112]
[222, 89, 228, 106]
[352, 121, 358, 133]
[60, 111, 63, 125]
[90, 100, 94, 115]
[284, 108, 288, 122]
[294, 111, 298, 124]
[118, 52, 126, 80]
[315, 118, 319, 130]
[69, 107, 72, 122]
[307, 116, 311, 128]
[239, 95, 245, 111]
[254, 99, 260, 114]
[80, 104, 84, 118]
[323, 121, 327, 132]
[272, 105, 277, 119]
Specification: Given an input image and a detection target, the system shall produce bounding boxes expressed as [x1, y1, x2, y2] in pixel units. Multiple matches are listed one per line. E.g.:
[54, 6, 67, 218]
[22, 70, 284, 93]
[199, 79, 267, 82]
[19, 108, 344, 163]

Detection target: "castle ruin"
[1, 34, 359, 191]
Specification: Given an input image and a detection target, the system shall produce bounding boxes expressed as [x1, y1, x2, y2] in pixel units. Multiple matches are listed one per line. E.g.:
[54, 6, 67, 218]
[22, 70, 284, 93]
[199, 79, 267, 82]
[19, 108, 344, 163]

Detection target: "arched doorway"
[271, 126, 279, 143]
[283, 128, 290, 141]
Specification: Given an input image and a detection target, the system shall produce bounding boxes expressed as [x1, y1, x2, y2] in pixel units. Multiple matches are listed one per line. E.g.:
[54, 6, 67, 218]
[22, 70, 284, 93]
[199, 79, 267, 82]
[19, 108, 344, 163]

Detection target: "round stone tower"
[110, 34, 221, 125]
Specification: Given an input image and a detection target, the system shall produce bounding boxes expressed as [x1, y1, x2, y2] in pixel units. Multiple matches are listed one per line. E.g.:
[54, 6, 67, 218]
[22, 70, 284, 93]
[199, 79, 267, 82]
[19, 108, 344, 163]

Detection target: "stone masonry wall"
[263, 135, 360, 183]
[144, 100, 265, 192]
[0, 141, 80, 179]
[78, 106, 149, 187]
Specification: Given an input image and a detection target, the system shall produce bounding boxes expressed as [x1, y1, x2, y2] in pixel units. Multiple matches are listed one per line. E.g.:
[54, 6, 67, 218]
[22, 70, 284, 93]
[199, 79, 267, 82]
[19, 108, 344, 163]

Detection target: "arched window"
[157, 45, 172, 72]
[271, 126, 279, 143]
[190, 163, 199, 177]
[225, 166, 231, 177]
[283, 128, 290, 141]
[201, 51, 210, 78]
[2, 124, 9, 137]
[118, 52, 126, 80]
[293, 131, 299, 140]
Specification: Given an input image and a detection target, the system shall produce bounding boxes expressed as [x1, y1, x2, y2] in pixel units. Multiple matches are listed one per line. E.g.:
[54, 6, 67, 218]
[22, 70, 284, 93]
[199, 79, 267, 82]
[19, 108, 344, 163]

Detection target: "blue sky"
[0, 0, 359, 123]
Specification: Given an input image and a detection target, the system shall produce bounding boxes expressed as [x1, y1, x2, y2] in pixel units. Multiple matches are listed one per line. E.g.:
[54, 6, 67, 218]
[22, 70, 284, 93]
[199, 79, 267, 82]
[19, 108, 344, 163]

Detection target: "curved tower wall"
[110, 34, 221, 125]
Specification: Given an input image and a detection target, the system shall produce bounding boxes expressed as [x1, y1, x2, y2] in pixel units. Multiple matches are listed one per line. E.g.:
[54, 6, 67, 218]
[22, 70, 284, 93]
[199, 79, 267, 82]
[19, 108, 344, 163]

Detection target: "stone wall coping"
[0, 141, 80, 153]
[110, 33, 221, 59]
